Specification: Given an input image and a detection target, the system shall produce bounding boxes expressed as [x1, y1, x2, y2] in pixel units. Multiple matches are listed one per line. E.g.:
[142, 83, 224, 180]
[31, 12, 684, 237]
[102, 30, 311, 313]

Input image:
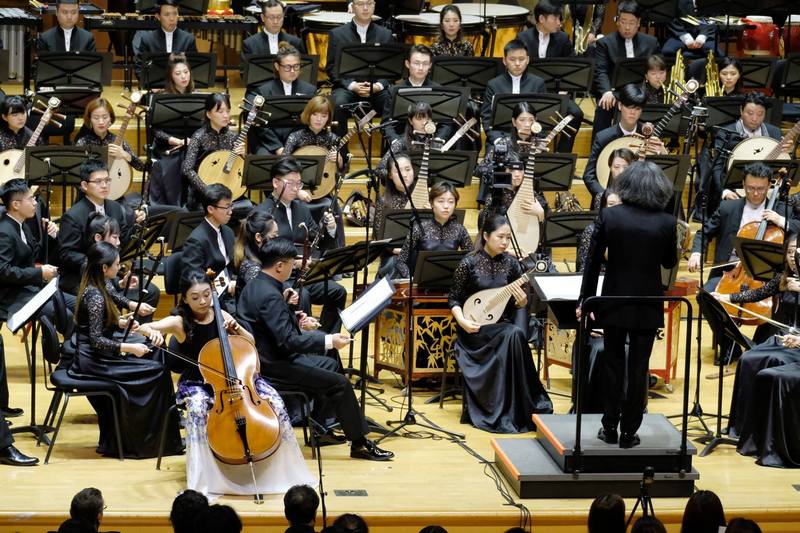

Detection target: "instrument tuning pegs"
[48, 119, 63, 129]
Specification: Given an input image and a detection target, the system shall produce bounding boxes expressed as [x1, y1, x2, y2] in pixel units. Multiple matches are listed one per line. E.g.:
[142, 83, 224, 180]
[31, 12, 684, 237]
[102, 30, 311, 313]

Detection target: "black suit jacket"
[516, 27, 575, 59]
[134, 28, 198, 78]
[594, 31, 660, 94]
[667, 0, 715, 41]
[181, 218, 236, 279]
[711, 122, 783, 191]
[325, 20, 394, 90]
[580, 203, 678, 329]
[0, 214, 42, 320]
[57, 197, 131, 295]
[481, 72, 547, 141]
[240, 30, 306, 72]
[250, 78, 317, 154]
[36, 26, 96, 52]
[583, 123, 645, 197]
[257, 197, 335, 250]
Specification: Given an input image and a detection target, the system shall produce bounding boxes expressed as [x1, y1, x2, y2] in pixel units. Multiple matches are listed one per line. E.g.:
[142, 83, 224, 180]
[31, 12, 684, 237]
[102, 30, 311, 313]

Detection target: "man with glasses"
[241, 0, 305, 68]
[257, 157, 347, 341]
[591, 0, 659, 137]
[58, 158, 144, 295]
[327, 0, 394, 139]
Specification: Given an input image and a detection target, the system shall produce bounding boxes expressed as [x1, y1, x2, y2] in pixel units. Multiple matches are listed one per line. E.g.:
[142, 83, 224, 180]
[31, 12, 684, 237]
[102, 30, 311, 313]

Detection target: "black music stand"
[640, 103, 687, 139]
[139, 52, 216, 90]
[430, 56, 503, 97]
[261, 95, 313, 128]
[703, 96, 783, 129]
[734, 238, 785, 282]
[334, 43, 406, 86]
[119, 211, 173, 263]
[636, 0, 680, 24]
[408, 151, 476, 188]
[738, 57, 777, 90]
[35, 51, 111, 88]
[243, 54, 320, 90]
[611, 58, 648, 89]
[528, 58, 594, 93]
[26, 146, 107, 209]
[543, 212, 597, 249]
[490, 94, 567, 136]
[389, 87, 469, 126]
[533, 154, 577, 192]
[146, 93, 207, 149]
[725, 159, 800, 191]
[31, 89, 102, 118]
[138, 0, 208, 16]
[777, 53, 800, 97]
[378, 208, 466, 245]
[242, 154, 326, 197]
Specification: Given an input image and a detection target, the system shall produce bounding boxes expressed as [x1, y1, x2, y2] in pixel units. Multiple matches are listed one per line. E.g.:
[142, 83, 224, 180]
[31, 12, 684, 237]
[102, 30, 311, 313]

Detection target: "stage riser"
[538, 436, 693, 474]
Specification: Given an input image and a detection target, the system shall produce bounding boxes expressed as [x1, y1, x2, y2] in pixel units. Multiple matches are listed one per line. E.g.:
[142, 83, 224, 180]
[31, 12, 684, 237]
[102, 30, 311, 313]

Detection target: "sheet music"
[340, 276, 395, 333]
[7, 277, 59, 334]
[534, 274, 604, 301]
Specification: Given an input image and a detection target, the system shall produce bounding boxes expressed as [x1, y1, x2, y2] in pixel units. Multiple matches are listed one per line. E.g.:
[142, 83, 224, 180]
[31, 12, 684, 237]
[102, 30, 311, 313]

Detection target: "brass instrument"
[665, 52, 685, 104]
[704, 50, 722, 97]
[574, 4, 595, 56]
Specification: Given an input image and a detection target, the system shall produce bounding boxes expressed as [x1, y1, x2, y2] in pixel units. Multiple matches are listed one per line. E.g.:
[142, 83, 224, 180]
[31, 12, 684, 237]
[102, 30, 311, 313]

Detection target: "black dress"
[448, 250, 553, 433]
[68, 285, 182, 458]
[394, 216, 473, 278]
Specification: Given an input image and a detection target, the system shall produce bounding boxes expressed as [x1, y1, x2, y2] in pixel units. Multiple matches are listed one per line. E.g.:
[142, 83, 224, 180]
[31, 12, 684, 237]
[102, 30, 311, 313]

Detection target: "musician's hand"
[521, 199, 545, 221]
[687, 252, 701, 273]
[575, 307, 596, 321]
[168, 136, 184, 147]
[711, 291, 731, 303]
[687, 40, 702, 50]
[332, 333, 352, 349]
[134, 209, 146, 224]
[125, 343, 151, 358]
[457, 317, 481, 333]
[647, 137, 668, 155]
[227, 279, 236, 295]
[722, 189, 740, 201]
[297, 189, 312, 203]
[786, 277, 800, 293]
[40, 264, 58, 282]
[326, 151, 338, 163]
[779, 137, 795, 154]
[324, 212, 336, 230]
[43, 218, 58, 238]
[298, 313, 320, 331]
[128, 274, 140, 290]
[599, 91, 616, 111]
[118, 312, 134, 330]
[351, 82, 371, 97]
[392, 247, 401, 255]
[224, 316, 243, 335]
[132, 302, 155, 316]
[283, 288, 300, 305]
[138, 325, 164, 347]
[762, 209, 785, 228]
[511, 285, 528, 308]
[107, 144, 126, 160]
[780, 334, 800, 348]
[586, 33, 597, 46]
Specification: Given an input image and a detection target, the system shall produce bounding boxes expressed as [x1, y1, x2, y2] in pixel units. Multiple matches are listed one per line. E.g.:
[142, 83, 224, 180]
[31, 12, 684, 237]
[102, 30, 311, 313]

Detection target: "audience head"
[79, 157, 111, 202]
[631, 516, 667, 533]
[165, 53, 194, 94]
[261, 0, 286, 34]
[270, 156, 304, 203]
[69, 487, 104, 532]
[170, 490, 209, 533]
[718, 56, 743, 93]
[419, 527, 448, 533]
[284, 484, 320, 526]
[204, 92, 232, 130]
[438, 4, 463, 42]
[0, 179, 35, 218]
[194, 504, 242, 533]
[726, 518, 762, 533]
[588, 493, 626, 533]
[201, 183, 234, 225]
[56, 0, 80, 30]
[739, 92, 769, 131]
[332, 513, 369, 533]
[1, 95, 28, 131]
[680, 490, 726, 533]
[616, 0, 641, 39]
[156, 0, 180, 32]
[613, 160, 674, 210]
[300, 95, 334, 132]
[274, 42, 303, 83]
[503, 39, 529, 77]
[534, 0, 562, 33]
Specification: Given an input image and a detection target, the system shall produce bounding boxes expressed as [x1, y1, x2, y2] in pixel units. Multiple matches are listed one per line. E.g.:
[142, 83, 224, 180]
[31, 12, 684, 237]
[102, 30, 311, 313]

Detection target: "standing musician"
[591, 0, 660, 137]
[375, 102, 435, 183]
[136, 270, 316, 494]
[35, 0, 96, 52]
[74, 98, 146, 175]
[250, 44, 317, 156]
[67, 241, 181, 458]
[430, 4, 474, 57]
[240, 0, 306, 66]
[0, 180, 58, 421]
[448, 214, 553, 433]
[326, 0, 394, 139]
[394, 182, 473, 279]
[256, 157, 347, 337]
[237, 238, 395, 461]
[57, 158, 145, 296]
[0, 411, 37, 466]
[134, 0, 198, 78]
[181, 93, 244, 209]
[578, 161, 678, 449]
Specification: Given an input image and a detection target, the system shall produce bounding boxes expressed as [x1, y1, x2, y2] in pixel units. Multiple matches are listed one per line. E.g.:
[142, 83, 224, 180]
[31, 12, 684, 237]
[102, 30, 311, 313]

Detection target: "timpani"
[302, 11, 381, 76]
[396, 12, 485, 55]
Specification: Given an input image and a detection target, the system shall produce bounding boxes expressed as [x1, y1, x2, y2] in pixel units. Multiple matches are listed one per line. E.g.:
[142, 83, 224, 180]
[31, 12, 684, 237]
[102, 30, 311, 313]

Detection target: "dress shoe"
[315, 432, 347, 447]
[597, 427, 618, 444]
[0, 407, 23, 418]
[619, 433, 641, 449]
[350, 439, 394, 461]
[0, 445, 39, 466]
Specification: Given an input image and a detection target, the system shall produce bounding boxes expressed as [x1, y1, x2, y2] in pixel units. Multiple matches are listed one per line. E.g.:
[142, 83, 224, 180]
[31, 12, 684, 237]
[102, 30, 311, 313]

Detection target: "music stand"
[119, 211, 173, 263]
[140, 52, 216, 90]
[640, 103, 687, 139]
[777, 53, 800, 97]
[431, 56, 503, 97]
[31, 89, 102, 118]
[738, 57, 776, 90]
[243, 54, 319, 90]
[242, 154, 326, 195]
[610, 58, 648, 89]
[734, 238, 785, 282]
[26, 146, 107, 210]
[542, 212, 597, 248]
[533, 154, 577, 192]
[703, 96, 782, 129]
[635, 0, 680, 24]
[389, 87, 469, 125]
[725, 159, 800, 191]
[146, 93, 207, 149]
[35, 51, 111, 88]
[490, 94, 567, 136]
[378, 208, 466, 245]
[409, 150, 476, 188]
[137, 0, 208, 16]
[413, 250, 468, 291]
[261, 95, 313, 128]
[528, 58, 594, 93]
[0, 50, 9, 83]
[335, 43, 406, 84]
[164, 210, 206, 253]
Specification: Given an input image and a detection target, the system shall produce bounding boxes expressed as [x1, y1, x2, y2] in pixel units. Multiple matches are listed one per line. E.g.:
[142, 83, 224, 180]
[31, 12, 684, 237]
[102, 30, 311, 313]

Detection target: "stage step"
[533, 413, 696, 474]
[492, 437, 698, 499]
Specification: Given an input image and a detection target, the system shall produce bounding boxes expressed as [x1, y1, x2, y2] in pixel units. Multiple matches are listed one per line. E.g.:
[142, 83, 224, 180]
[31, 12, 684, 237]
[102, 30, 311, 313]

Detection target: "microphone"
[365, 118, 400, 134]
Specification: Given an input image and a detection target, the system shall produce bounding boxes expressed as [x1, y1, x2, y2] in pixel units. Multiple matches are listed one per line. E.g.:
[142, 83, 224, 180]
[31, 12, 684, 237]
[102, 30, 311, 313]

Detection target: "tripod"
[626, 466, 656, 528]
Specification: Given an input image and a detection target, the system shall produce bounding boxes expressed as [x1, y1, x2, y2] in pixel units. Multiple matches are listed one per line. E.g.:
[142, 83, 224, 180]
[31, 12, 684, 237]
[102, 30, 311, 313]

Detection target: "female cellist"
[138, 269, 315, 495]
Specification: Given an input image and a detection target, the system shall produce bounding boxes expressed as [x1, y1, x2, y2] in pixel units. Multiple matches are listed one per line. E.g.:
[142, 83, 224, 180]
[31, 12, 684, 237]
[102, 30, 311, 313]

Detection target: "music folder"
[340, 276, 396, 334]
[7, 277, 59, 334]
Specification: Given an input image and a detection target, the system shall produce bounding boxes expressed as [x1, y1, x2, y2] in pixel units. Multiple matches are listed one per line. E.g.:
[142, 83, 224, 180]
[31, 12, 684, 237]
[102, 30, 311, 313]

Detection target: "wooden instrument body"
[294, 145, 336, 199]
[597, 135, 639, 188]
[726, 137, 787, 170]
[461, 270, 535, 326]
[0, 149, 25, 185]
[506, 177, 540, 256]
[198, 151, 247, 200]
[108, 157, 134, 200]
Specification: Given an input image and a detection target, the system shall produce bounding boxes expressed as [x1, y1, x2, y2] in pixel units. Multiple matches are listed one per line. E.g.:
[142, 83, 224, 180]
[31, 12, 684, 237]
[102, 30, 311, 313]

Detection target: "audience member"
[194, 504, 242, 533]
[285, 484, 320, 533]
[588, 494, 625, 533]
[68, 488, 105, 533]
[170, 490, 209, 533]
[680, 490, 726, 533]
[57, 519, 97, 533]
[631, 516, 667, 533]
[419, 527, 448, 533]
[332, 513, 368, 533]
[726, 518, 762, 533]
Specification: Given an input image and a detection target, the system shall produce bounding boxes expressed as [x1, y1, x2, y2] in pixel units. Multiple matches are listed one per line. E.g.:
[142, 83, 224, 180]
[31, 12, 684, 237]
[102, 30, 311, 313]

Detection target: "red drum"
[783, 15, 800, 54]
[739, 16, 780, 57]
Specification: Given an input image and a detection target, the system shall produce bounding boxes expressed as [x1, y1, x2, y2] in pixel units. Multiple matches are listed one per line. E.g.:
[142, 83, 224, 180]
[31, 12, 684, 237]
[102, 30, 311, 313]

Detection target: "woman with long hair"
[430, 5, 474, 57]
[68, 241, 181, 458]
[680, 490, 726, 533]
[164, 52, 195, 95]
[234, 210, 279, 300]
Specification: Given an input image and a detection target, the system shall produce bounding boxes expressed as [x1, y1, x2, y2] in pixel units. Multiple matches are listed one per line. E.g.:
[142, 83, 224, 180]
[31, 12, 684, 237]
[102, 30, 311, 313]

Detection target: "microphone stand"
[42, 157, 54, 263]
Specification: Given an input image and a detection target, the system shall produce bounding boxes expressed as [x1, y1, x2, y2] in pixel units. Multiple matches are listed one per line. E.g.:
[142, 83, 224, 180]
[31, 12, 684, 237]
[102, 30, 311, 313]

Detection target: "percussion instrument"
[726, 120, 800, 171]
[0, 8, 39, 82]
[432, 4, 529, 57]
[396, 13, 484, 54]
[782, 15, 800, 55]
[739, 16, 780, 57]
[302, 12, 380, 76]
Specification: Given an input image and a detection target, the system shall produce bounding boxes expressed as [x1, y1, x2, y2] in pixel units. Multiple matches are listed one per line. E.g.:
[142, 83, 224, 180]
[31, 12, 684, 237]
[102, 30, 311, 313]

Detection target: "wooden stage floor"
[1, 316, 799, 533]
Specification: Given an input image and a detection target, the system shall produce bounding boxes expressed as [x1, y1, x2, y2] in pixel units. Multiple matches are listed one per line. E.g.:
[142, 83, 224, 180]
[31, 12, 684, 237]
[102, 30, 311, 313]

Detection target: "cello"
[714, 169, 788, 325]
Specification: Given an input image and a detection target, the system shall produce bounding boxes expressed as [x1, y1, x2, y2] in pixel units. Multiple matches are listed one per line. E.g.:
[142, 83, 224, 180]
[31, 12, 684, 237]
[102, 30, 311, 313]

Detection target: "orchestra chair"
[163, 251, 183, 305]
[37, 315, 125, 464]
[434, 348, 463, 409]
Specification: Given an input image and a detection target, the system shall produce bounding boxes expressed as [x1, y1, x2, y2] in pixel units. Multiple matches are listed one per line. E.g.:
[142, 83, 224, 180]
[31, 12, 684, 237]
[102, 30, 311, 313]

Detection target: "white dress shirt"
[538, 32, 550, 58]
[164, 29, 175, 53]
[624, 38, 634, 58]
[282, 80, 293, 95]
[510, 74, 522, 94]
[265, 30, 280, 54]
[63, 26, 74, 51]
[354, 21, 369, 43]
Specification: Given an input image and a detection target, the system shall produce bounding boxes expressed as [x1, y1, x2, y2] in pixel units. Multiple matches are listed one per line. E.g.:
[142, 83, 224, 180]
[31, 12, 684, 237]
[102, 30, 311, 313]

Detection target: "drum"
[783, 15, 800, 55]
[302, 12, 380, 77]
[396, 13, 485, 54]
[739, 16, 780, 57]
[432, 3, 529, 57]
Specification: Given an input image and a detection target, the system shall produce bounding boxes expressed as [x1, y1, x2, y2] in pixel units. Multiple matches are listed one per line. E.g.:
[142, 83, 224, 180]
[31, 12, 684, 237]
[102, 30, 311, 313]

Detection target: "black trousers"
[303, 279, 347, 335]
[601, 326, 657, 435]
[331, 87, 392, 139]
[0, 411, 11, 450]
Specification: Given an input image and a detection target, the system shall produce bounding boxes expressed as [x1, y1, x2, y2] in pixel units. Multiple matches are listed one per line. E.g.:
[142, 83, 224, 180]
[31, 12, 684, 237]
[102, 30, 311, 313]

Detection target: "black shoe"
[0, 407, 23, 418]
[0, 445, 39, 466]
[619, 433, 641, 449]
[350, 440, 394, 461]
[597, 427, 618, 444]
[315, 432, 347, 447]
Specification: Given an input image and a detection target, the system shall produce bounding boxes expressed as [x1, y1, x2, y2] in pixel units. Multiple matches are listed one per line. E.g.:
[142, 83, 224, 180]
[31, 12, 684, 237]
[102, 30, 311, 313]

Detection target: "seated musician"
[688, 162, 798, 290]
[375, 152, 415, 278]
[181, 183, 238, 311]
[375, 102, 435, 183]
[661, 0, 720, 61]
[394, 182, 473, 279]
[182, 93, 244, 209]
[448, 214, 553, 433]
[714, 56, 744, 97]
[591, 0, 659, 137]
[0, 411, 37, 466]
[35, 0, 96, 52]
[478, 154, 546, 230]
[382, 45, 453, 142]
[583, 84, 667, 205]
[0, 180, 59, 421]
[0, 96, 38, 151]
[240, 0, 306, 69]
[134, 0, 198, 79]
[642, 55, 667, 104]
[58, 158, 145, 296]
[136, 269, 316, 494]
[256, 157, 347, 337]
[430, 5, 474, 57]
[326, 0, 394, 139]
[235, 210, 279, 301]
[251, 44, 317, 156]
[238, 238, 395, 461]
[67, 241, 181, 458]
[517, 0, 573, 60]
[75, 97, 146, 176]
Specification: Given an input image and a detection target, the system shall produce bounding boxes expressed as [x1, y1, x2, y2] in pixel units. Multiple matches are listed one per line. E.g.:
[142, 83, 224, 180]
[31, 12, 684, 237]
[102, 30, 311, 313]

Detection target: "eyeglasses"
[212, 204, 234, 212]
[88, 178, 112, 185]
[279, 63, 302, 72]
[617, 19, 639, 28]
[282, 180, 303, 189]
[744, 186, 769, 193]
[409, 61, 431, 68]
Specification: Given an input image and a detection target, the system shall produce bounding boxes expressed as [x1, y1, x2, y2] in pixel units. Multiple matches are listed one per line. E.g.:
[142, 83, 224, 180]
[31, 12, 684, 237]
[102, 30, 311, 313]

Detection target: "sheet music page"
[534, 274, 604, 301]
[7, 277, 59, 333]
[340, 276, 395, 333]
